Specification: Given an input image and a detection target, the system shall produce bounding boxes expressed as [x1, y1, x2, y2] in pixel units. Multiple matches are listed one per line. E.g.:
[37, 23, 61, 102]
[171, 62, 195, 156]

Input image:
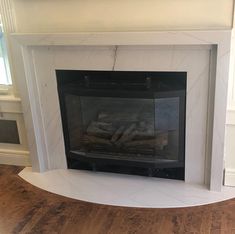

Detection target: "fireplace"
[12, 31, 231, 191]
[56, 70, 186, 180]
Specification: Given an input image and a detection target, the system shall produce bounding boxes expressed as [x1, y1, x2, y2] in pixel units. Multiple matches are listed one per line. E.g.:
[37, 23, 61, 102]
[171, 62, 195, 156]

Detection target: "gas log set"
[82, 110, 169, 158]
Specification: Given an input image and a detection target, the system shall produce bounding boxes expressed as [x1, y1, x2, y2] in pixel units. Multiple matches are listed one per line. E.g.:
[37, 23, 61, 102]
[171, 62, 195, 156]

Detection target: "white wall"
[12, 0, 234, 32]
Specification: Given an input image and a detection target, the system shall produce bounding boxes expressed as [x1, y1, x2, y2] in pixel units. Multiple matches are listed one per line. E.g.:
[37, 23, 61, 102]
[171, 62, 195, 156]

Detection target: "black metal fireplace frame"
[56, 70, 186, 180]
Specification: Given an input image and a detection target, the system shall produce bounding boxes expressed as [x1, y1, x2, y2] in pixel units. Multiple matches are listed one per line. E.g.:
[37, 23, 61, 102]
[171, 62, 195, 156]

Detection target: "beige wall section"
[12, 0, 234, 33]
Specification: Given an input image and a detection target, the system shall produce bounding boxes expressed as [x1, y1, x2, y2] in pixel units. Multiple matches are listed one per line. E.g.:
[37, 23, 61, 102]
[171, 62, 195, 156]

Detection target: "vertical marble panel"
[32, 46, 115, 169]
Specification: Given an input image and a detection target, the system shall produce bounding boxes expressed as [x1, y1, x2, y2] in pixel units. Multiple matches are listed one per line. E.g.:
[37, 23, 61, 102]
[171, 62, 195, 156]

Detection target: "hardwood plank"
[1, 164, 235, 234]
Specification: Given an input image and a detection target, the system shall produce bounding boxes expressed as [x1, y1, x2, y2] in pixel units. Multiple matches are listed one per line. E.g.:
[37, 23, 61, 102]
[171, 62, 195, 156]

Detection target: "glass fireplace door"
[57, 70, 186, 180]
[64, 93, 184, 166]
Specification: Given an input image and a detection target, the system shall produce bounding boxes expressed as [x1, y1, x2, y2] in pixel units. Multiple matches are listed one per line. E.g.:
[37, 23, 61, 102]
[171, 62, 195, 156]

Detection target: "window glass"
[0, 16, 11, 85]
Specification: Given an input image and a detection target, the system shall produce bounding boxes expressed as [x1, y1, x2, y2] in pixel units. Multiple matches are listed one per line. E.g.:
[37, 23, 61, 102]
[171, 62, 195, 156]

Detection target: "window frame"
[0, 18, 13, 94]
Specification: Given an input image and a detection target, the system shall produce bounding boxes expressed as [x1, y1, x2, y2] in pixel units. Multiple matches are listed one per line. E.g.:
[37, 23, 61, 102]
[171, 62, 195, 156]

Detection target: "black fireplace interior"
[56, 70, 186, 180]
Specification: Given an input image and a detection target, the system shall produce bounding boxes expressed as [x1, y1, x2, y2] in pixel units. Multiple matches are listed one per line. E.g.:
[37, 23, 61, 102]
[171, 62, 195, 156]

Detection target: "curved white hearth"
[19, 167, 235, 208]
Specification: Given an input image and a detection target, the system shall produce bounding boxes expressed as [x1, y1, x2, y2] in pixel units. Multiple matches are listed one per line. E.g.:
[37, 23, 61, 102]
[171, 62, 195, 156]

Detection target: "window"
[0, 16, 11, 85]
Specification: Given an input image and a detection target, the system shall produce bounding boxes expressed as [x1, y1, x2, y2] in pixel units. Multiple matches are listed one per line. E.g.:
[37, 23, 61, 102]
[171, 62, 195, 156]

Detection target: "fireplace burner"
[56, 70, 186, 180]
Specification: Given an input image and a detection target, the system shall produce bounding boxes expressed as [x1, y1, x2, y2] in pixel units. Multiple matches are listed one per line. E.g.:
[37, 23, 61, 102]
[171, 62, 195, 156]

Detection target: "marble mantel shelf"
[11, 30, 231, 46]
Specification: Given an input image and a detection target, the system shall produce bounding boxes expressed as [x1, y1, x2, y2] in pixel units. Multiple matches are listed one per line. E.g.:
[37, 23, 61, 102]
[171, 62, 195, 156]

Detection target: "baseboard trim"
[224, 168, 235, 186]
[0, 150, 31, 166]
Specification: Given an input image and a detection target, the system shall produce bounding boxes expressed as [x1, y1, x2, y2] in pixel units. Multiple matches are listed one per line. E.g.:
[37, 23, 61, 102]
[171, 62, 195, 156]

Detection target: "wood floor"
[1, 165, 235, 234]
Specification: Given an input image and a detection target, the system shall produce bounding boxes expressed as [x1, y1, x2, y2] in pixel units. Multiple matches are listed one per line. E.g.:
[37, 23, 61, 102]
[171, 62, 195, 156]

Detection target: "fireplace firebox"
[56, 70, 186, 180]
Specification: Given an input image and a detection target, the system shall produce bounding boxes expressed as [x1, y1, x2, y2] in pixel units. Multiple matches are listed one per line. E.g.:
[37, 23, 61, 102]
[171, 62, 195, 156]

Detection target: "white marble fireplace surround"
[12, 31, 231, 192]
